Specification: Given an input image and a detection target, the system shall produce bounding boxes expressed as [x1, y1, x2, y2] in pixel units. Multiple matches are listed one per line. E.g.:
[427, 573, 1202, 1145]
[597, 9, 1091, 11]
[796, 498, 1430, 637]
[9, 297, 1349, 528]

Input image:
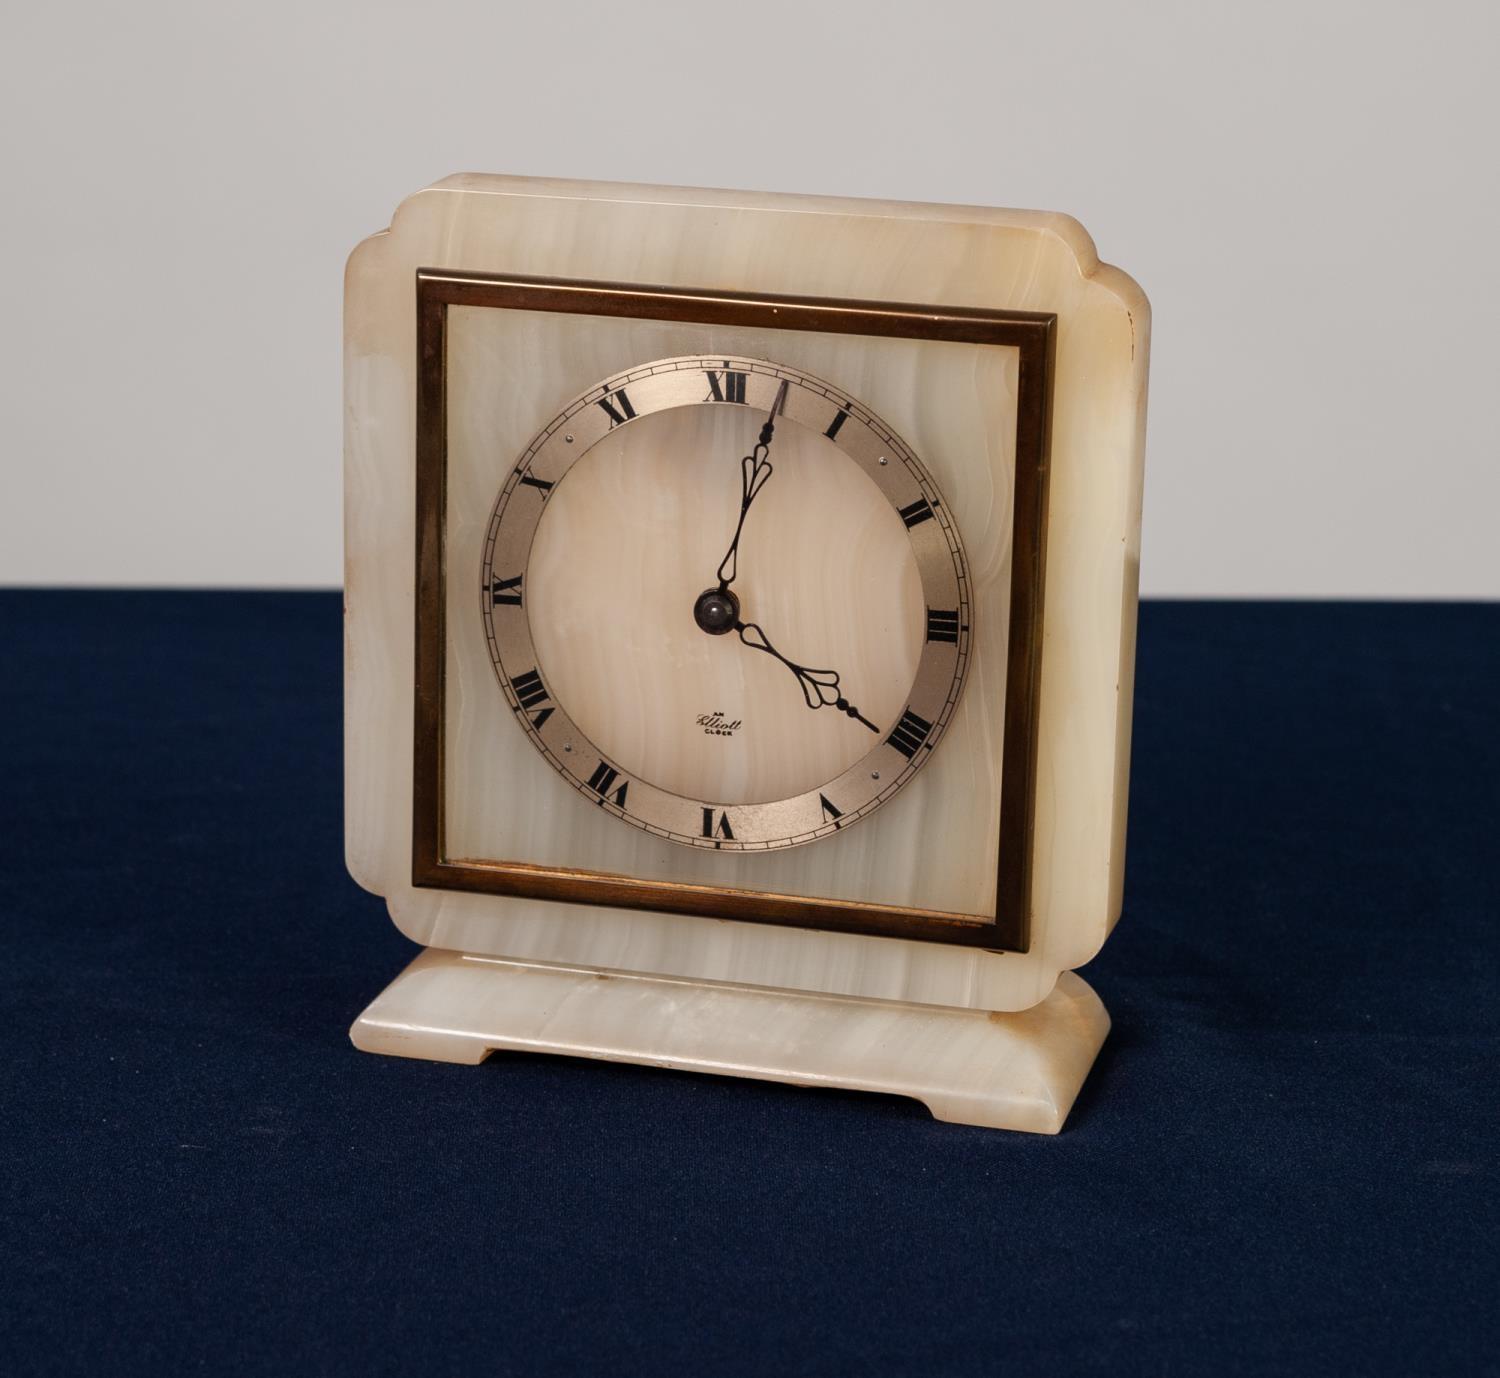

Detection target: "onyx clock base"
[351, 950, 1110, 1134]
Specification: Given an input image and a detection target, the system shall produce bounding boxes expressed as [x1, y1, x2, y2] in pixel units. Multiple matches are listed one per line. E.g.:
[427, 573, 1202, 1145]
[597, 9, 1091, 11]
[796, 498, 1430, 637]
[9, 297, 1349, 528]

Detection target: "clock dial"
[480, 356, 972, 852]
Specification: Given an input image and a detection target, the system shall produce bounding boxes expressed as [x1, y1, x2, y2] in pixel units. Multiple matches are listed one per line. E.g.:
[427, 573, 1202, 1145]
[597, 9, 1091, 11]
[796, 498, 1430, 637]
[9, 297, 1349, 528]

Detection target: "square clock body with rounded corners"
[345, 175, 1149, 1016]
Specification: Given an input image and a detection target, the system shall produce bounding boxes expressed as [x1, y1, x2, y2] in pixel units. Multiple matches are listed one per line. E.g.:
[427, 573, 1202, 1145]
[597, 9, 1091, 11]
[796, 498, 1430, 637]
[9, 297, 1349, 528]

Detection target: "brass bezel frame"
[412, 269, 1055, 952]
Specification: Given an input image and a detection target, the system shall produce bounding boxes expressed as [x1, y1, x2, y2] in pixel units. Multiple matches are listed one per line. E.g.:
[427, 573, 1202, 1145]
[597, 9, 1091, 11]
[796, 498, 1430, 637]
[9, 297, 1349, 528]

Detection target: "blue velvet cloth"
[2, 592, 1494, 1376]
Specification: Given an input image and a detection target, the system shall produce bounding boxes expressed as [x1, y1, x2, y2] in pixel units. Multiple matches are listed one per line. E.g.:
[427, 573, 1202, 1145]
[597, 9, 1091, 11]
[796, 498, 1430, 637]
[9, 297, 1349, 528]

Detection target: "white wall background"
[2, 0, 1495, 597]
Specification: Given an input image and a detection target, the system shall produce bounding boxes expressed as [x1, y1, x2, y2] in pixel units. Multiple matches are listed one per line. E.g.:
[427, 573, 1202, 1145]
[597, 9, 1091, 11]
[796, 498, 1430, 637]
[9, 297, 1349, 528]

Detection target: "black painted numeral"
[519, 473, 554, 495]
[596, 388, 637, 427]
[586, 761, 629, 810]
[819, 793, 844, 826]
[898, 497, 935, 528]
[701, 807, 735, 841]
[510, 669, 548, 709]
[925, 608, 960, 643]
[886, 707, 934, 759]
[488, 574, 523, 608]
[705, 369, 748, 404]
[509, 668, 554, 730]
[824, 408, 850, 441]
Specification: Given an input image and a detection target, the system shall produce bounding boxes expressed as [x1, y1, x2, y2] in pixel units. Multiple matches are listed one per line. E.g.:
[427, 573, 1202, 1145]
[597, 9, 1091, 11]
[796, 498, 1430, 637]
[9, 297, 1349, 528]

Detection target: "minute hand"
[734, 620, 880, 733]
[715, 380, 789, 590]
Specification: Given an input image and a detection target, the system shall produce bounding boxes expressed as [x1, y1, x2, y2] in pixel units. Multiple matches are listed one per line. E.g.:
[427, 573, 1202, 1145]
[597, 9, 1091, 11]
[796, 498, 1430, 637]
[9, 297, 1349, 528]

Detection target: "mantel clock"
[345, 175, 1149, 1132]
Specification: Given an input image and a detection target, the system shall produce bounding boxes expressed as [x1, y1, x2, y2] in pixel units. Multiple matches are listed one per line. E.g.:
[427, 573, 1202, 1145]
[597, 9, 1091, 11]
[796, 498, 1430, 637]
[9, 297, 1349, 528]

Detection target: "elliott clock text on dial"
[480, 356, 973, 851]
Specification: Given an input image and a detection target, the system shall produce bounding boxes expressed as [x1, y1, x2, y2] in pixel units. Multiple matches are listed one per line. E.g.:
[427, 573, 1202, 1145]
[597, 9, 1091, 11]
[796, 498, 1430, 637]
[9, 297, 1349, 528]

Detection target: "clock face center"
[524, 401, 925, 806]
[692, 587, 740, 636]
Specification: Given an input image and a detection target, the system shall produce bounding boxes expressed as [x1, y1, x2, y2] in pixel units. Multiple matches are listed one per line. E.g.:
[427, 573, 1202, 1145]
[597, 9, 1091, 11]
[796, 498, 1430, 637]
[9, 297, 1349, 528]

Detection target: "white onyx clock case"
[346, 176, 1150, 1133]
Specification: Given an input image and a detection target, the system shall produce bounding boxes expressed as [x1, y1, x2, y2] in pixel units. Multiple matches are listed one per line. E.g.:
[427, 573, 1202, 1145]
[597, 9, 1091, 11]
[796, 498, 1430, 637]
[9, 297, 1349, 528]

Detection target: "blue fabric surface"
[1, 591, 1494, 1376]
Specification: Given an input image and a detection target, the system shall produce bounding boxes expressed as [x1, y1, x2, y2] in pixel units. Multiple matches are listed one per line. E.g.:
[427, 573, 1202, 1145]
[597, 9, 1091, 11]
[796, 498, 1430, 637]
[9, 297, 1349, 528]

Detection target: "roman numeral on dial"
[824, 408, 850, 440]
[925, 608, 960, 643]
[704, 368, 747, 404]
[585, 761, 629, 810]
[886, 707, 934, 759]
[508, 668, 554, 730]
[819, 793, 844, 826]
[898, 497, 936, 528]
[596, 388, 637, 427]
[488, 574, 523, 607]
[701, 807, 735, 841]
[519, 473, 554, 495]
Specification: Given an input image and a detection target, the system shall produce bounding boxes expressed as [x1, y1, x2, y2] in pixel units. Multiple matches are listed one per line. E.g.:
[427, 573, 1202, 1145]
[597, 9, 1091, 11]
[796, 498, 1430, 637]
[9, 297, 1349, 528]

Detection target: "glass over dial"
[481, 356, 972, 852]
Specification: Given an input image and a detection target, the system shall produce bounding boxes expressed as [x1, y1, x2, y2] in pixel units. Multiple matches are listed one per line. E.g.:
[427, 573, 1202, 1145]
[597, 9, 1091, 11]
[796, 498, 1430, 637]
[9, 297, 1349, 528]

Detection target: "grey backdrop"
[3, 0, 1495, 596]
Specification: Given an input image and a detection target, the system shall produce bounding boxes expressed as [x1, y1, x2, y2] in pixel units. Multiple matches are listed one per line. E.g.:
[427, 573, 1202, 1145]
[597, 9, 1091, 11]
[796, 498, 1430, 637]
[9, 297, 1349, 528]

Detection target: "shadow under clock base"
[351, 949, 1110, 1133]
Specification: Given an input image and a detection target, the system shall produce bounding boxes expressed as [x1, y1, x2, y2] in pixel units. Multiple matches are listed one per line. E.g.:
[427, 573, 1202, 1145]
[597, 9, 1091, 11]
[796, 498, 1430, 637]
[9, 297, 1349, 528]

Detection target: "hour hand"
[735, 619, 879, 733]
